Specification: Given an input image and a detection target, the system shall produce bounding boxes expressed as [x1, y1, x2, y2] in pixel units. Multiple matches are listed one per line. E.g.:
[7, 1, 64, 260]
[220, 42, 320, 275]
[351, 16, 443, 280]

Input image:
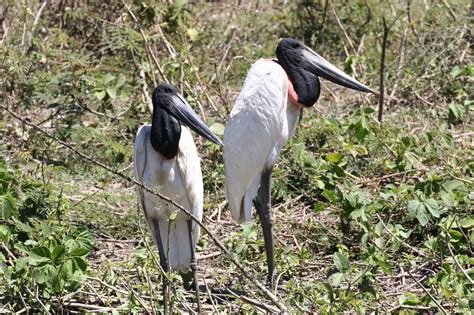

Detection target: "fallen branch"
[407, 270, 447, 314]
[447, 240, 474, 285]
[378, 17, 388, 122]
[358, 169, 424, 185]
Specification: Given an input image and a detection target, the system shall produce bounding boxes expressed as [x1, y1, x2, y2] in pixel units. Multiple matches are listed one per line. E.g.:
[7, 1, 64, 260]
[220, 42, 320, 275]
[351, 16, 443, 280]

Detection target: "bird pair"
[134, 38, 374, 312]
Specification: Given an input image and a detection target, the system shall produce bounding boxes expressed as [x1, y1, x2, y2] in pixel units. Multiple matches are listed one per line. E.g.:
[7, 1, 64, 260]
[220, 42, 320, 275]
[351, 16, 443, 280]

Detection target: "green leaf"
[169, 210, 178, 221]
[106, 87, 117, 99]
[399, 292, 420, 305]
[449, 229, 463, 241]
[60, 259, 75, 280]
[423, 198, 445, 218]
[450, 65, 463, 79]
[28, 246, 51, 266]
[187, 28, 199, 41]
[460, 216, 474, 229]
[30, 246, 51, 258]
[0, 225, 11, 243]
[328, 272, 345, 287]
[95, 90, 106, 101]
[69, 247, 89, 257]
[35, 264, 57, 284]
[115, 75, 126, 88]
[448, 103, 465, 123]
[325, 152, 343, 163]
[322, 189, 337, 203]
[15, 257, 29, 271]
[313, 203, 325, 213]
[333, 252, 350, 273]
[442, 180, 465, 192]
[72, 257, 88, 272]
[210, 122, 225, 136]
[103, 73, 115, 84]
[51, 245, 66, 265]
[375, 237, 385, 249]
[408, 200, 430, 226]
[0, 194, 15, 220]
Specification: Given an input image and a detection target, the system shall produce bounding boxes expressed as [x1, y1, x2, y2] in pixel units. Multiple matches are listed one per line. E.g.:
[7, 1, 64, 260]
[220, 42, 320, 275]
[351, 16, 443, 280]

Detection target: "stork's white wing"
[175, 127, 204, 245]
[133, 125, 150, 214]
[175, 127, 204, 220]
[224, 60, 289, 223]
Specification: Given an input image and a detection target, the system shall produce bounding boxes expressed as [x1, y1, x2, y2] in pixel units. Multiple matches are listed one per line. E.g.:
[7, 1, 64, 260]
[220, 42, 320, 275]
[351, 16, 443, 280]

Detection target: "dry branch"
[122, 1, 168, 85]
[378, 17, 388, 122]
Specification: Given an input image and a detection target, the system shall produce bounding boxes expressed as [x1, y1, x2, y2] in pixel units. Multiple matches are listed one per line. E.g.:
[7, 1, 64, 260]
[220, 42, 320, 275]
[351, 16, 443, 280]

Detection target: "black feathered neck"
[150, 93, 181, 159]
[275, 38, 320, 107]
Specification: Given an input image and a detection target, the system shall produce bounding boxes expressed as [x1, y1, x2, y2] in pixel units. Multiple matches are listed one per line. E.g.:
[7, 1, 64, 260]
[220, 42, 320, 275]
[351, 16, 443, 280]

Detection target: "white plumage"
[223, 39, 374, 286]
[224, 59, 300, 223]
[134, 125, 203, 271]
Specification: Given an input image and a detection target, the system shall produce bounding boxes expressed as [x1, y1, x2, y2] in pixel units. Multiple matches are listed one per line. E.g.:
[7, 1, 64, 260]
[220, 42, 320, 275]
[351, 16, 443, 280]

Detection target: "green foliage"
[0, 158, 94, 311]
[0, 0, 472, 312]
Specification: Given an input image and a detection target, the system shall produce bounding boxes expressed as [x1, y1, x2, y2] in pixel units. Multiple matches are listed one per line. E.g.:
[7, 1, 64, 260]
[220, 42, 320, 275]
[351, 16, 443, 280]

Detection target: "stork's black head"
[276, 38, 375, 107]
[151, 83, 223, 147]
[152, 83, 178, 107]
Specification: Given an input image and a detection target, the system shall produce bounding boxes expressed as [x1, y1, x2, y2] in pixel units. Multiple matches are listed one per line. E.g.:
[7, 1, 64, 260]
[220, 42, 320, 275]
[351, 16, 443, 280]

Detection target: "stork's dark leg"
[187, 219, 202, 313]
[255, 167, 275, 288]
[152, 220, 169, 315]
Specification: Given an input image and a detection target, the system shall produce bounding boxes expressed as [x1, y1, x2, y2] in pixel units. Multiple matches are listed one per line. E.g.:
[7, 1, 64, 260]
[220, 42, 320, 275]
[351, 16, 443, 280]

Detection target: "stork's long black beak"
[302, 47, 375, 94]
[170, 93, 224, 146]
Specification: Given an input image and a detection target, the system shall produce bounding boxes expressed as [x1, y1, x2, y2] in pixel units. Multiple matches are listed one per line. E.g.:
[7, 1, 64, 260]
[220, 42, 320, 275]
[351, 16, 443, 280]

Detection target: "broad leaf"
[325, 152, 343, 163]
[333, 252, 351, 273]
[70, 247, 89, 257]
[0, 194, 15, 220]
[51, 245, 66, 265]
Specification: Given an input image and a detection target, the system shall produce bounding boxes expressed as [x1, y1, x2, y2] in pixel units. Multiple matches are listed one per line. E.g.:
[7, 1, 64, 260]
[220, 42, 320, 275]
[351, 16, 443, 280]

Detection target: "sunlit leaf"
[325, 152, 343, 163]
[333, 252, 350, 273]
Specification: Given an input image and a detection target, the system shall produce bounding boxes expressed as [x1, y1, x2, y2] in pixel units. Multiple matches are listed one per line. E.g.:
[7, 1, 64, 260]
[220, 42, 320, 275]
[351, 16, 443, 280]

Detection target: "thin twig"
[202, 273, 218, 313]
[226, 288, 279, 313]
[358, 169, 423, 185]
[378, 17, 388, 122]
[63, 302, 118, 312]
[183, 35, 218, 114]
[407, 270, 447, 314]
[25, 288, 48, 313]
[406, 0, 420, 42]
[446, 242, 474, 285]
[25, 0, 47, 52]
[122, 1, 168, 84]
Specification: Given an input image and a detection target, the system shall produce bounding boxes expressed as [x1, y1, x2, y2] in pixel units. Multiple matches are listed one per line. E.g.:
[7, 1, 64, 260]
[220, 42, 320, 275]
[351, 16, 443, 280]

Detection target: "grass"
[1, 0, 473, 313]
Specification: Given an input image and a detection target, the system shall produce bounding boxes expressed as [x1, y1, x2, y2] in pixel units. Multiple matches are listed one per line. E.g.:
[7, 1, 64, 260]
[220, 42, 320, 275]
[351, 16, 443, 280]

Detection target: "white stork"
[224, 38, 374, 286]
[134, 84, 223, 312]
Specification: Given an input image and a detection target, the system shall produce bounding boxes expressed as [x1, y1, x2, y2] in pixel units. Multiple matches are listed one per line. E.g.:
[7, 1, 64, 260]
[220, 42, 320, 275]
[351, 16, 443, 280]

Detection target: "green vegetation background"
[0, 0, 472, 313]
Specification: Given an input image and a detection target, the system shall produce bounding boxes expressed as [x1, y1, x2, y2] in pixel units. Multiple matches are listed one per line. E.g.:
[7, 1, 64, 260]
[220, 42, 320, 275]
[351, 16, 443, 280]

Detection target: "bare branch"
[378, 17, 388, 122]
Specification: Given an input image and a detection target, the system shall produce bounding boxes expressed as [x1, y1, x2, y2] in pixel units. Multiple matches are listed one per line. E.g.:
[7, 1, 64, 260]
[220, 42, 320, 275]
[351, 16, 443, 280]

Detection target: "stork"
[223, 38, 374, 286]
[134, 84, 223, 312]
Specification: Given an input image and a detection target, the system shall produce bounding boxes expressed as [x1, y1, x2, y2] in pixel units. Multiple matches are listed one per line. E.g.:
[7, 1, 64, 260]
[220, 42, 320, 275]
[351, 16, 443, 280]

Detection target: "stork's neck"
[150, 107, 181, 159]
[270, 59, 306, 107]
[274, 57, 320, 107]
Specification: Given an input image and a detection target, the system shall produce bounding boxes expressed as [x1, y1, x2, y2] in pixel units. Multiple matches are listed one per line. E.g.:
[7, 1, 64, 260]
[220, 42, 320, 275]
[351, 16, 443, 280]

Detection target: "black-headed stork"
[223, 38, 374, 286]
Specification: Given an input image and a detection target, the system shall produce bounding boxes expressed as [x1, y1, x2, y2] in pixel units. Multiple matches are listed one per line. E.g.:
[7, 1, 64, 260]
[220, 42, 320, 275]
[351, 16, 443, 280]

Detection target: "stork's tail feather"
[150, 217, 198, 272]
